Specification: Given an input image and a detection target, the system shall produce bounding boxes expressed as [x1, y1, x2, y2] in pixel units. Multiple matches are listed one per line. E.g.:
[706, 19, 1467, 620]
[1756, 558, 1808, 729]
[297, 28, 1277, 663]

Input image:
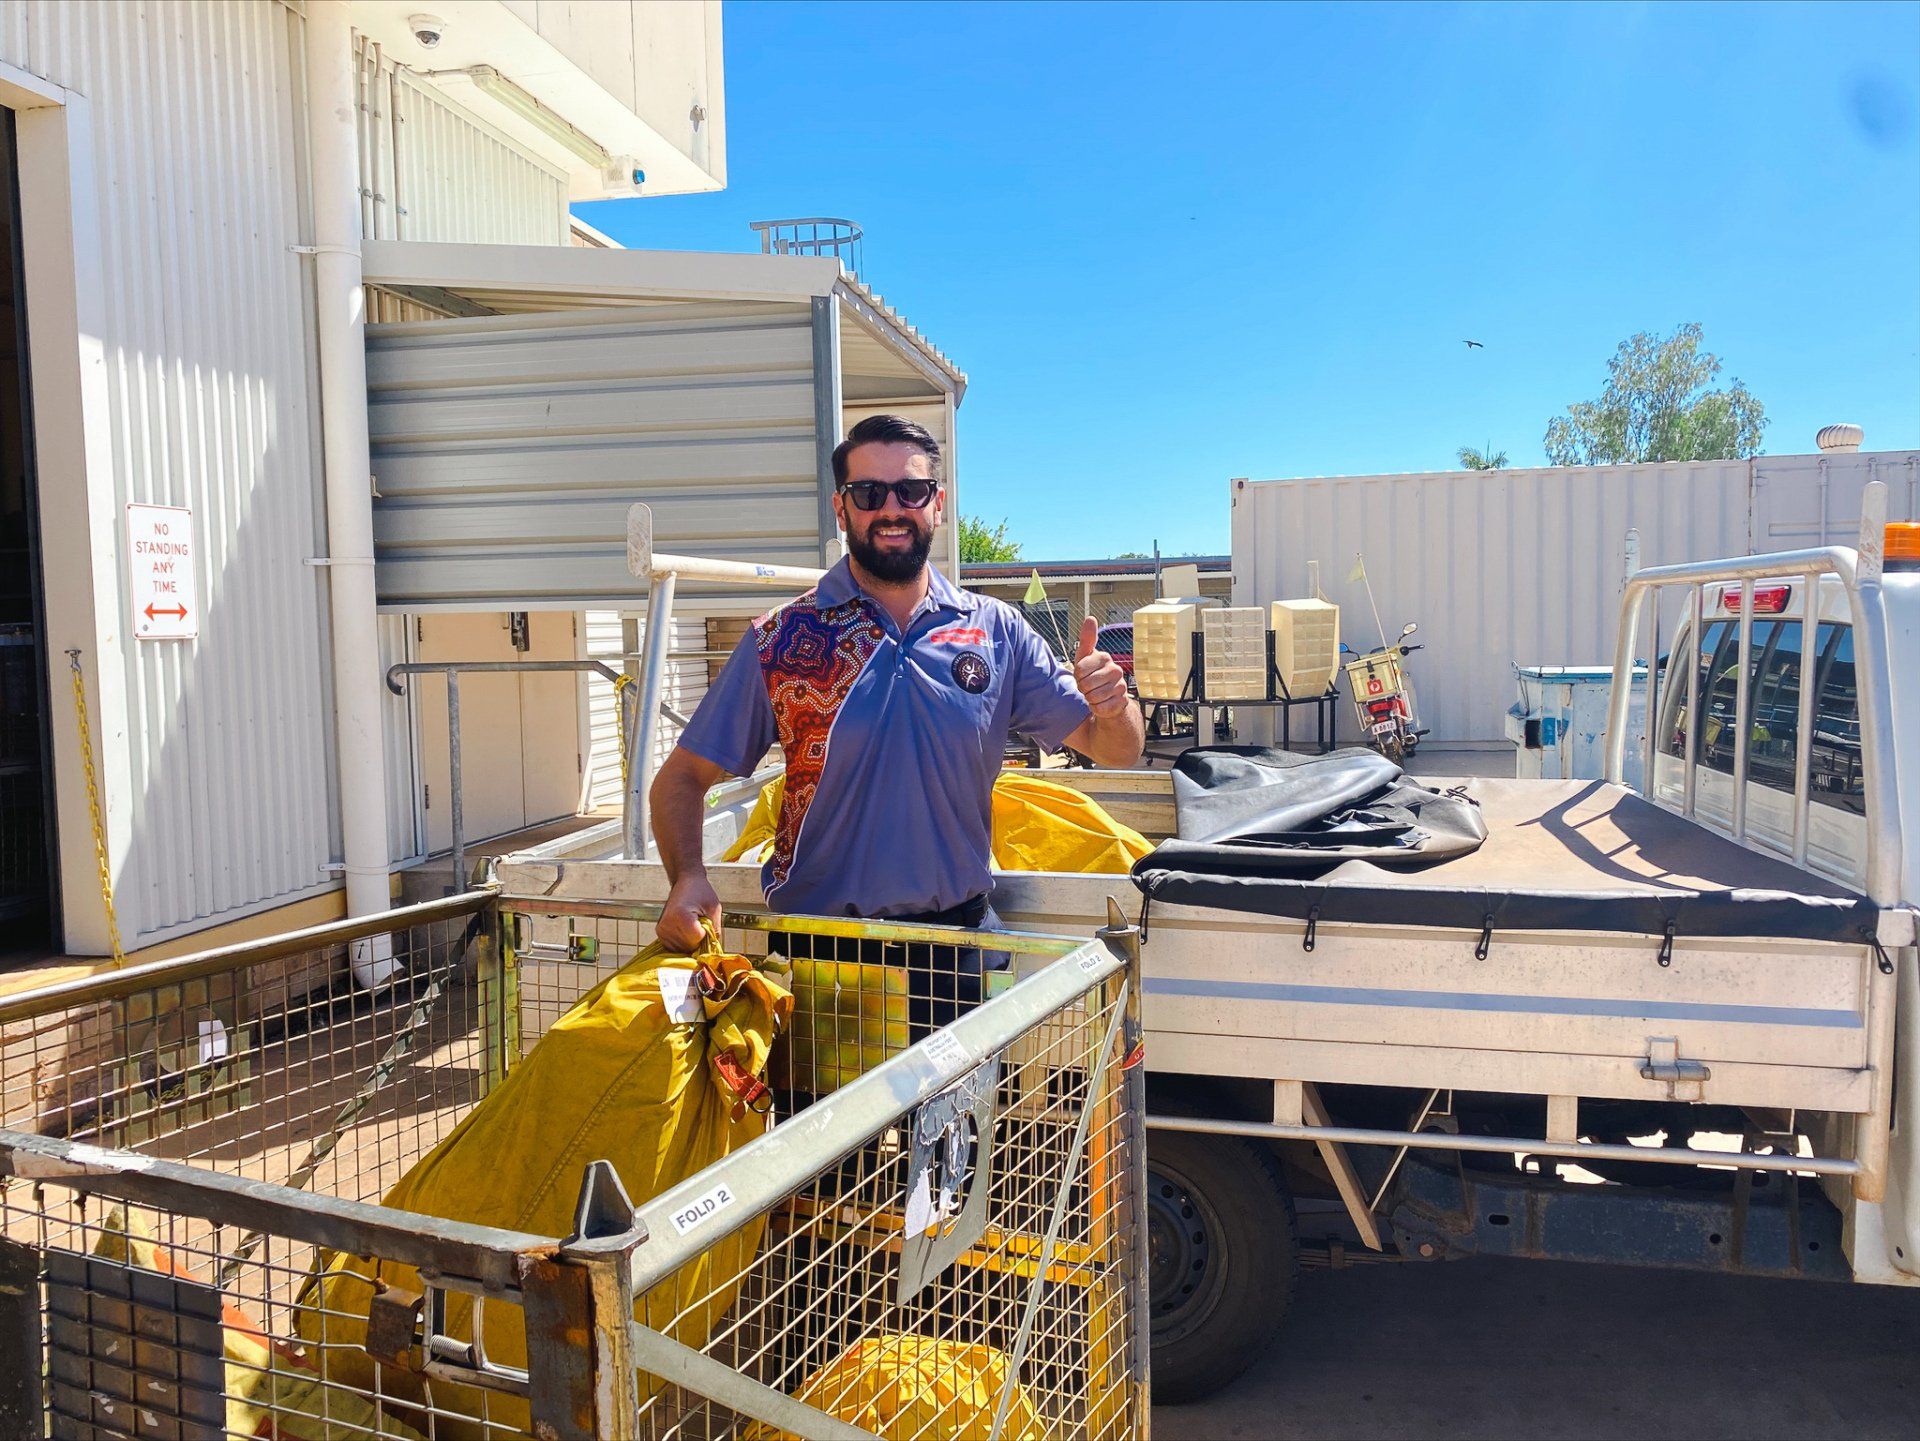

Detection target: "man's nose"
[874, 489, 914, 519]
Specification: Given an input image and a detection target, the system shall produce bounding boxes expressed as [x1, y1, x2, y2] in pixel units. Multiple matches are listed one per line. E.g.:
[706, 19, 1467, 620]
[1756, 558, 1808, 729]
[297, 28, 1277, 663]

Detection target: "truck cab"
[1651, 574, 1872, 890]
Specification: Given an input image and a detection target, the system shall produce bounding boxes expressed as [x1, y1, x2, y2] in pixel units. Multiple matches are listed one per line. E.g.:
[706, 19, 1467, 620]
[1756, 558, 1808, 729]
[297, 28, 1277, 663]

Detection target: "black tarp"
[1130, 747, 1878, 944]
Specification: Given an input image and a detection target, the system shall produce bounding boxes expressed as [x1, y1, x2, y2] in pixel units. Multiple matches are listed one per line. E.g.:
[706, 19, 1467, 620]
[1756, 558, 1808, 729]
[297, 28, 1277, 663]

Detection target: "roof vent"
[1816, 423, 1864, 453]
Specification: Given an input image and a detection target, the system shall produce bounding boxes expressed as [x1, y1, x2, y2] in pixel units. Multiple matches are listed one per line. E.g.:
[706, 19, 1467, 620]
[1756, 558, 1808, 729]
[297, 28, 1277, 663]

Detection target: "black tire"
[1146, 1130, 1297, 1404]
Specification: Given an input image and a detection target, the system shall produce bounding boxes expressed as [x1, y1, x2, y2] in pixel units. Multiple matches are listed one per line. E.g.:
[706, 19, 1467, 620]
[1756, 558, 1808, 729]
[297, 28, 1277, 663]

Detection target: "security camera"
[408, 13, 446, 49]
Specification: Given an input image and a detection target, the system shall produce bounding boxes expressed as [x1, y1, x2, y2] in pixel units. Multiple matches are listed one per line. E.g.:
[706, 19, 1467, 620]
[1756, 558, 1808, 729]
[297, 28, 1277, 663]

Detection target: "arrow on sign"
[144, 604, 188, 622]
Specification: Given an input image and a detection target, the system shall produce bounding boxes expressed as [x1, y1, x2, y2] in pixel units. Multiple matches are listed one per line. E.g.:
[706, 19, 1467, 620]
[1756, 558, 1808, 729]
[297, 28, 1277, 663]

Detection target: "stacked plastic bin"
[1200, 607, 1270, 700]
[1268, 600, 1340, 699]
[1132, 599, 1216, 700]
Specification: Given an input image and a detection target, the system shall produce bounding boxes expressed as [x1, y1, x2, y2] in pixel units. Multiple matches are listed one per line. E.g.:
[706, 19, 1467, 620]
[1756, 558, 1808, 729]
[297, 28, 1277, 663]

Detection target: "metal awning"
[361, 241, 964, 611]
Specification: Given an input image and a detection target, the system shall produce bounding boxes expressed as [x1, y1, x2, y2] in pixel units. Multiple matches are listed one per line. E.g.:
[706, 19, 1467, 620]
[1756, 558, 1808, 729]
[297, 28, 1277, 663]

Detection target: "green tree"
[1114, 550, 1151, 559]
[1457, 443, 1510, 470]
[1544, 323, 1767, 466]
[958, 514, 1022, 563]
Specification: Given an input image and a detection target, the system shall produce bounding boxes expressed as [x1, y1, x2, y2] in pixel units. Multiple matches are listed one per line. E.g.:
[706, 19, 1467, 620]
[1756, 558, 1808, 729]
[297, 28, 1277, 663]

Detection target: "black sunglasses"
[839, 479, 938, 512]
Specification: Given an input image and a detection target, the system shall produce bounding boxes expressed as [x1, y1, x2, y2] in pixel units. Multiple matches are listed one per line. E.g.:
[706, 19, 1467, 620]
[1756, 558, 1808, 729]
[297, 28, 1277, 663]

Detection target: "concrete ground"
[1154, 1256, 1920, 1440]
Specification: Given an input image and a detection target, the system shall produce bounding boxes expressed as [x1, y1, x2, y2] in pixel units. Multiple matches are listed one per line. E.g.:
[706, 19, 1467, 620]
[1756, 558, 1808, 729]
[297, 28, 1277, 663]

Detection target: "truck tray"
[1134, 778, 1878, 944]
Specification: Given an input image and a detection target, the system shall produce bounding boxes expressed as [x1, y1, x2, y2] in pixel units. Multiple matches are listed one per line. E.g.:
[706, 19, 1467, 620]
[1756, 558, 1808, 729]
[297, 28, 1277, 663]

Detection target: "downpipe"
[304, 1, 397, 987]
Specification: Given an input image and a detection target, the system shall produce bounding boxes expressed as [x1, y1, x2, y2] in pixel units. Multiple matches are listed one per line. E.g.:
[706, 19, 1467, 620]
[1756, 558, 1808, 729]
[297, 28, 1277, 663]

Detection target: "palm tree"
[1457, 442, 1510, 471]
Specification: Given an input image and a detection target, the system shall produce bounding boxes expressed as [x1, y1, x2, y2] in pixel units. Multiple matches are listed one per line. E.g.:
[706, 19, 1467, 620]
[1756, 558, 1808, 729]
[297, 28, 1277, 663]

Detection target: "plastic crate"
[1200, 607, 1268, 700]
[1269, 599, 1340, 698]
[1132, 598, 1217, 700]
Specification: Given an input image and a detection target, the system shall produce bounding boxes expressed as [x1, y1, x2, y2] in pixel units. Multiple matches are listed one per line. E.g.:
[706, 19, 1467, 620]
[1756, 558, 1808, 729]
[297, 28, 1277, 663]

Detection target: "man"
[650, 414, 1143, 1020]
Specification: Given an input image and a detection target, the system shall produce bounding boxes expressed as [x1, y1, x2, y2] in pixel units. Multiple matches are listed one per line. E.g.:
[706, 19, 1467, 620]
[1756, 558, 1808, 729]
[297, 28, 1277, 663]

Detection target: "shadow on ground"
[1154, 1256, 1920, 1440]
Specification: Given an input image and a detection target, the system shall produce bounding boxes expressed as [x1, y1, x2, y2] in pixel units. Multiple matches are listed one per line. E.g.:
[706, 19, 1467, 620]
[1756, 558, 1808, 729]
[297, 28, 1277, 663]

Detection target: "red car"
[1096, 622, 1135, 681]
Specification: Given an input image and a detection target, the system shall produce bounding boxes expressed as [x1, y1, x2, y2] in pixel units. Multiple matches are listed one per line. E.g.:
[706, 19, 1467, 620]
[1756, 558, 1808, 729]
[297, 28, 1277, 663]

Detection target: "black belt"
[901, 892, 994, 929]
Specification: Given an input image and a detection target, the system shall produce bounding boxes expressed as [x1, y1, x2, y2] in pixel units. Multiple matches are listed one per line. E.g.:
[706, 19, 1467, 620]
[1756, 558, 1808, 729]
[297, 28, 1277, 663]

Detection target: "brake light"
[1888, 523, 1920, 573]
[1721, 584, 1790, 614]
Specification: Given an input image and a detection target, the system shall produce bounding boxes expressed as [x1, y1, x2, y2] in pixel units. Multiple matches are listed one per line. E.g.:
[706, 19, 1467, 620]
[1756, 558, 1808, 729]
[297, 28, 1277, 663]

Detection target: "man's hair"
[831, 414, 942, 487]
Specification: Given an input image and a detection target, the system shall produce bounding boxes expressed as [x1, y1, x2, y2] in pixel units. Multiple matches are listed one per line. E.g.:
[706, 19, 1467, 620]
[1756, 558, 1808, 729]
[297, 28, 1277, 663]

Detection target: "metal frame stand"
[1139, 632, 1338, 755]
[622, 504, 825, 860]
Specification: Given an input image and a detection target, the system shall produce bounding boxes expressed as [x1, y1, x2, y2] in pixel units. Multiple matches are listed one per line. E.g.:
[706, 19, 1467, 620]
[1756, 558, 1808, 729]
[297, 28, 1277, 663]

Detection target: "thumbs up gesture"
[1072, 617, 1131, 719]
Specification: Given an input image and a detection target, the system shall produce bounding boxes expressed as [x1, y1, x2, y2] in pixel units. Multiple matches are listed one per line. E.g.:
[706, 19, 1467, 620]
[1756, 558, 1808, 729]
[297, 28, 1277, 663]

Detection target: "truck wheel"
[1146, 1130, 1297, 1403]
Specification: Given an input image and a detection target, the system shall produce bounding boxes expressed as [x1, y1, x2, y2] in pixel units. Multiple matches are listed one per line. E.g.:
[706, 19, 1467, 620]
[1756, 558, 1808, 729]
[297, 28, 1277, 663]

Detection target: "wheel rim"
[1146, 1162, 1226, 1344]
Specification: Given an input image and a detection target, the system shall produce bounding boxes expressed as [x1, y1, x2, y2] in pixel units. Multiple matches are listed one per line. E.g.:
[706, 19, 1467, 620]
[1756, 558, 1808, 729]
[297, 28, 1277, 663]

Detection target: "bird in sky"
[1462, 339, 1484, 349]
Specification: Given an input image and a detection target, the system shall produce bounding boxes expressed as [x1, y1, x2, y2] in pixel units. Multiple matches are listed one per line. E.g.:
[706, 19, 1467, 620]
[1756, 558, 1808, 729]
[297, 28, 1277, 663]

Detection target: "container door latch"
[1641, 1037, 1710, 1101]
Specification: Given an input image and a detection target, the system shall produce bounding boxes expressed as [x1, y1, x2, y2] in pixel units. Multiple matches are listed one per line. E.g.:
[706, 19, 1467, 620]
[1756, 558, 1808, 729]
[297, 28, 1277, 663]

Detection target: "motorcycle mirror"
[1400, 622, 1419, 638]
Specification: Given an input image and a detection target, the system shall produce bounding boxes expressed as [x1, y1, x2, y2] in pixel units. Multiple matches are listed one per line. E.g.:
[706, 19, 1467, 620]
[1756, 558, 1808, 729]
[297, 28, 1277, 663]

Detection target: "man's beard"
[847, 519, 933, 583]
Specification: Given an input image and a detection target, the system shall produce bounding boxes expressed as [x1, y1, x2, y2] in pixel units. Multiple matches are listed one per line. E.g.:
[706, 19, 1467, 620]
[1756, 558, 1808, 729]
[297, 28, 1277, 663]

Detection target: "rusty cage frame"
[0, 889, 1147, 1440]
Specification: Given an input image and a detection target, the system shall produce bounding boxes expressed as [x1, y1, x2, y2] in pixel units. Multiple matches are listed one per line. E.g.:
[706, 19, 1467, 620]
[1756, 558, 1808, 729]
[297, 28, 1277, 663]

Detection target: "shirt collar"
[814, 556, 981, 616]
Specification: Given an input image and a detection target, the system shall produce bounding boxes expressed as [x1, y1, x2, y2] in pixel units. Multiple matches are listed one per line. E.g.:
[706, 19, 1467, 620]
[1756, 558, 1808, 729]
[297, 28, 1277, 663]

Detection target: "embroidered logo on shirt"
[950, 651, 992, 694]
[926, 625, 989, 646]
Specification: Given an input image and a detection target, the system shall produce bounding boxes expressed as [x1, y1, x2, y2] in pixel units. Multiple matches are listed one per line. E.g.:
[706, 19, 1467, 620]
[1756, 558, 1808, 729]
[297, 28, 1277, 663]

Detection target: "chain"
[614, 671, 634, 786]
[65, 650, 126, 966]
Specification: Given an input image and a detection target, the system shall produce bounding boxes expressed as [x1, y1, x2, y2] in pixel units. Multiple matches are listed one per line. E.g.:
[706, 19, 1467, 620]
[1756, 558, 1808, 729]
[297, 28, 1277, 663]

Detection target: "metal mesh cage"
[0, 894, 1145, 1440]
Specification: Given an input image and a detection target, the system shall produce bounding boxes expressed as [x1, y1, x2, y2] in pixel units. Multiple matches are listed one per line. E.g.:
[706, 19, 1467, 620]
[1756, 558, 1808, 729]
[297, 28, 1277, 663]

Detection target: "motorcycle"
[1341, 622, 1429, 761]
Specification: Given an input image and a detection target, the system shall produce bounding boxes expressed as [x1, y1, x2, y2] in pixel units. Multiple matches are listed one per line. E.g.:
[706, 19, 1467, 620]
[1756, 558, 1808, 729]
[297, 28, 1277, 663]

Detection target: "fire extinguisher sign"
[127, 503, 199, 641]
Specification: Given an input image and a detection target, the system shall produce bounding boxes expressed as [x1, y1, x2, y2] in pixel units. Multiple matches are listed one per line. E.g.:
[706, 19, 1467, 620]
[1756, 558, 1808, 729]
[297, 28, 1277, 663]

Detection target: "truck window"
[1658, 614, 1862, 815]
[1811, 626, 1863, 815]
[1659, 618, 1734, 762]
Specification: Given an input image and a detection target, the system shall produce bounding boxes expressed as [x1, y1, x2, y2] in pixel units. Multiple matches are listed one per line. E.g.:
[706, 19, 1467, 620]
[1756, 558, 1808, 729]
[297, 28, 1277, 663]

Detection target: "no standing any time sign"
[127, 503, 198, 641]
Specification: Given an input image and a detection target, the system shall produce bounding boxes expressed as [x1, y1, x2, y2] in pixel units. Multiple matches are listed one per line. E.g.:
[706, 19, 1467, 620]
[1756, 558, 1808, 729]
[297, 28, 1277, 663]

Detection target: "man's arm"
[650, 629, 777, 951]
[1064, 618, 1145, 767]
[651, 746, 734, 952]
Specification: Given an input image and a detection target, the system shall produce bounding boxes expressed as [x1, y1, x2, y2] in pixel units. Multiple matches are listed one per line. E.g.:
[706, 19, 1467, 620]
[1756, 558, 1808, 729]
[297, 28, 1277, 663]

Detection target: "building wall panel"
[3, 0, 339, 944]
[389, 66, 568, 246]
[582, 609, 627, 813]
[367, 301, 822, 610]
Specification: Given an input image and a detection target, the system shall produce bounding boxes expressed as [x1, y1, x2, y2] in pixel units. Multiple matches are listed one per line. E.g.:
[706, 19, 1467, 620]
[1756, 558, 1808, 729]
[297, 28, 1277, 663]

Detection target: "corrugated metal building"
[0, 0, 958, 961]
[1231, 448, 1920, 748]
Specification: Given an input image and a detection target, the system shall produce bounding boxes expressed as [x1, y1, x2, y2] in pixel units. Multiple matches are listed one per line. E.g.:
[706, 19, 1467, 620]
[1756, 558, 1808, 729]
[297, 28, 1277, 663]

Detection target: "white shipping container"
[1230, 451, 1920, 746]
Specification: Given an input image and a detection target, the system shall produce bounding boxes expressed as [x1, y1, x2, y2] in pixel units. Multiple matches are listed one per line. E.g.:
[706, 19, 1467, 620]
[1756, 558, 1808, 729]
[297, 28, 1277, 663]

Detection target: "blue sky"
[578, 1, 1920, 559]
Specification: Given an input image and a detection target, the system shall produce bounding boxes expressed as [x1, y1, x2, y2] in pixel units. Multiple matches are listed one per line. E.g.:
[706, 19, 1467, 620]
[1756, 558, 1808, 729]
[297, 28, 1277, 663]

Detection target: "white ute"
[494, 482, 1918, 1403]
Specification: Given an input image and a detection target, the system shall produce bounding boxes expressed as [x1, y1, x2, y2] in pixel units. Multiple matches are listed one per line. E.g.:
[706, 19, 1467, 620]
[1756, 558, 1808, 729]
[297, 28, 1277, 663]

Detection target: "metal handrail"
[1602, 482, 1901, 910]
[0, 889, 495, 1025]
[493, 892, 1093, 959]
[387, 660, 640, 889]
[622, 504, 826, 861]
[0, 1124, 550, 1293]
[749, 217, 863, 275]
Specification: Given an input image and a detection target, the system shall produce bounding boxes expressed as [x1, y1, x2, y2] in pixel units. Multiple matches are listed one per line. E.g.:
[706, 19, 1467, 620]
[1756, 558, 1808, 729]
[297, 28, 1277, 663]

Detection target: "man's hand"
[1073, 617, 1131, 718]
[658, 872, 722, 954]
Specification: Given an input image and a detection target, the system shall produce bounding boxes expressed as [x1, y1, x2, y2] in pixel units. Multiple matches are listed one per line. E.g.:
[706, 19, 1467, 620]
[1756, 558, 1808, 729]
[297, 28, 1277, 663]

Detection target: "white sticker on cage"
[668, 1182, 737, 1237]
[197, 1018, 229, 1064]
[655, 968, 705, 1024]
[904, 1170, 937, 1237]
[1077, 951, 1105, 973]
[924, 1031, 969, 1072]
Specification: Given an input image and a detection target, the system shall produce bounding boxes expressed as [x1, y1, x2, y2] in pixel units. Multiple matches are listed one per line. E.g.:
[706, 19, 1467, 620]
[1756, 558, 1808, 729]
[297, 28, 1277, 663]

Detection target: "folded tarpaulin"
[1131, 747, 1880, 945]
[1162, 745, 1487, 860]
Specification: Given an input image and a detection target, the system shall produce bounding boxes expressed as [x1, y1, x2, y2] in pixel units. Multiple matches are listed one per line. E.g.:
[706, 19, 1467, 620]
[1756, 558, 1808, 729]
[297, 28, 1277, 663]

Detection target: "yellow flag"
[1023, 568, 1048, 605]
[1347, 553, 1367, 585]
